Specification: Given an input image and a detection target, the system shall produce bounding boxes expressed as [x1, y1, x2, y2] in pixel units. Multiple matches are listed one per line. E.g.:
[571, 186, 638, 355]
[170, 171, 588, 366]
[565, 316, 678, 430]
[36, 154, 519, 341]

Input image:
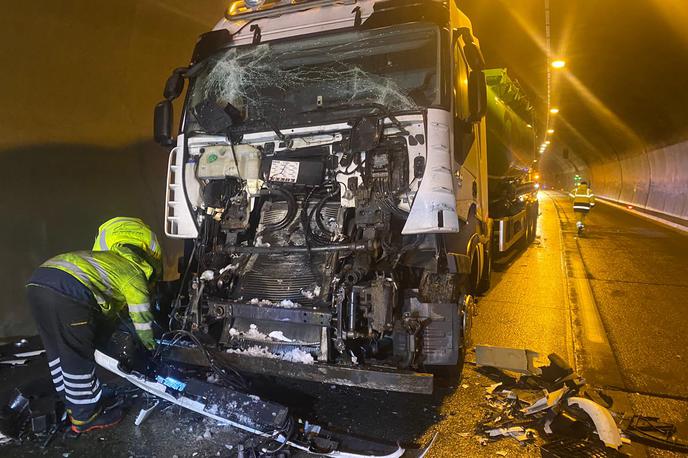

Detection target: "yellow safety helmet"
[93, 217, 163, 282]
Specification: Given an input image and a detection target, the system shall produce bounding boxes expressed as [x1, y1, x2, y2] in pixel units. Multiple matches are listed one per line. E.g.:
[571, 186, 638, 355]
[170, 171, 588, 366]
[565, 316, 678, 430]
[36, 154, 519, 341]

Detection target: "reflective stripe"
[134, 322, 152, 331]
[63, 370, 95, 381]
[150, 235, 158, 252]
[64, 380, 100, 397]
[573, 205, 590, 210]
[99, 230, 108, 250]
[55, 384, 65, 392]
[64, 379, 95, 389]
[43, 260, 105, 304]
[50, 367, 62, 376]
[49, 358, 60, 367]
[128, 303, 151, 313]
[53, 375, 64, 385]
[66, 390, 102, 405]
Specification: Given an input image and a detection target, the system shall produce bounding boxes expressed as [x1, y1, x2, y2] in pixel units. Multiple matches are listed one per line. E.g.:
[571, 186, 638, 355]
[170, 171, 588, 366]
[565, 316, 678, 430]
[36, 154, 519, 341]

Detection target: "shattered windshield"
[186, 22, 440, 134]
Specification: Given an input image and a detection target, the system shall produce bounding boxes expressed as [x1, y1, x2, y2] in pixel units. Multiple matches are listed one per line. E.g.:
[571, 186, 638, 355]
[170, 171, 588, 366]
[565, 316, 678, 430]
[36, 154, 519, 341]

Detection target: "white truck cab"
[154, 0, 490, 394]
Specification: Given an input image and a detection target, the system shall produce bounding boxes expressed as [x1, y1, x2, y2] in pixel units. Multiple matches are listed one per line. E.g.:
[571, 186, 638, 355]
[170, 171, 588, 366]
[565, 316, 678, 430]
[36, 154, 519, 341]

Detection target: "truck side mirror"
[154, 100, 175, 146]
[467, 70, 487, 123]
[163, 70, 185, 100]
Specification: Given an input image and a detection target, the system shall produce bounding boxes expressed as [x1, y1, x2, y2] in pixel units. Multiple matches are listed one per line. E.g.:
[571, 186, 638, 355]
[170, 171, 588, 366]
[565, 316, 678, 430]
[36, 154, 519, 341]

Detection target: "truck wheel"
[476, 241, 491, 295]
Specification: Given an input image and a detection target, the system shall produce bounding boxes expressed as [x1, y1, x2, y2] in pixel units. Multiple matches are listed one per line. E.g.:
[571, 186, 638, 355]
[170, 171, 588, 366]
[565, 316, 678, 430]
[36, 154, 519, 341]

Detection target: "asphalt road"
[2, 190, 687, 457]
[550, 192, 688, 399]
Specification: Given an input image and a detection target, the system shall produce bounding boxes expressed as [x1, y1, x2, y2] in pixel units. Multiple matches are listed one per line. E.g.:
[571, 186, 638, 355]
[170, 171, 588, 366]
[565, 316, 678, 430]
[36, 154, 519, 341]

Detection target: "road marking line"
[548, 192, 625, 388]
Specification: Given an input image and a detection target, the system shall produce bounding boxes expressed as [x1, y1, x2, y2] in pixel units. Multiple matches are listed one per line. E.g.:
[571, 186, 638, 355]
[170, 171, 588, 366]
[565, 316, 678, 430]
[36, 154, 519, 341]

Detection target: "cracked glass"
[185, 22, 440, 134]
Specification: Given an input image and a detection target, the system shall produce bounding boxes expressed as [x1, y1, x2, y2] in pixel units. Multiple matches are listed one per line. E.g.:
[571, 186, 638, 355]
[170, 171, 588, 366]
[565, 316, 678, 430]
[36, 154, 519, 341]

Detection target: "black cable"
[314, 188, 340, 237]
[155, 330, 248, 391]
[261, 187, 297, 232]
[168, 245, 197, 331]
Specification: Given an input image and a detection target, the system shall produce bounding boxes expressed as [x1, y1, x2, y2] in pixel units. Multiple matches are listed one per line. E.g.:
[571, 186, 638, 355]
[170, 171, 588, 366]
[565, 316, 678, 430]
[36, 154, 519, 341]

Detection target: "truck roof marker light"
[227, 0, 328, 19]
[244, 0, 266, 9]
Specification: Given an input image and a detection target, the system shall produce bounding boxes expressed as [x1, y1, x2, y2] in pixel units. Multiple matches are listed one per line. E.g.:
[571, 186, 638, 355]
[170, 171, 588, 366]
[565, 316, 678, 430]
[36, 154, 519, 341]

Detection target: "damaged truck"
[152, 0, 537, 394]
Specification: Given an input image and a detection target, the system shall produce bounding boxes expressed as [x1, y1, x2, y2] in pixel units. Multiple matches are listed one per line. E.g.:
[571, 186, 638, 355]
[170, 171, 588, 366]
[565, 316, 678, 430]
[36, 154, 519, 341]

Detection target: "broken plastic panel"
[566, 397, 623, 450]
[475, 345, 543, 375]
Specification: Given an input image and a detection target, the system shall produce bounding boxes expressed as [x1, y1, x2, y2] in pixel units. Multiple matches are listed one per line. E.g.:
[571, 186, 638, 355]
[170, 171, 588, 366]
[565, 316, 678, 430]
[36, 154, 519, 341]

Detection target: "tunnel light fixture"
[544, 140, 551, 145]
[550, 107, 560, 114]
[527, 124, 533, 128]
[547, 129, 555, 134]
[552, 59, 566, 69]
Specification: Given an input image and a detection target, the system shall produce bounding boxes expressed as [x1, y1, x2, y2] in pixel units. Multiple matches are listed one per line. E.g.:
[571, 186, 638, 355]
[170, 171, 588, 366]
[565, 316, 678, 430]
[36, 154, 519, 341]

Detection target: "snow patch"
[268, 331, 293, 342]
[300, 285, 321, 300]
[254, 236, 270, 247]
[226, 345, 315, 365]
[247, 298, 301, 308]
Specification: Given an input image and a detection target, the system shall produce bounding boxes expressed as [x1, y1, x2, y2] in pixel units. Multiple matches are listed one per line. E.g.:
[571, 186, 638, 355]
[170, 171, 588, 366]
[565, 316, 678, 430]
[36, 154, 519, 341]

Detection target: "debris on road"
[620, 415, 688, 453]
[0, 345, 46, 367]
[134, 400, 160, 427]
[474, 345, 638, 454]
[475, 345, 543, 376]
[94, 350, 434, 457]
[566, 397, 622, 449]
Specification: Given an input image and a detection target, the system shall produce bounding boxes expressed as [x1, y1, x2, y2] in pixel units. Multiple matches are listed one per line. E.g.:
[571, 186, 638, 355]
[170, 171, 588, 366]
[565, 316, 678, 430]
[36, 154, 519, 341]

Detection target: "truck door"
[452, 33, 479, 223]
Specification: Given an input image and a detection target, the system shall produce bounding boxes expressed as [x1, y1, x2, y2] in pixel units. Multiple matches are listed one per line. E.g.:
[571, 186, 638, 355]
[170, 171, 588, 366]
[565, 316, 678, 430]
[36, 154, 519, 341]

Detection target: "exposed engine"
[170, 114, 467, 375]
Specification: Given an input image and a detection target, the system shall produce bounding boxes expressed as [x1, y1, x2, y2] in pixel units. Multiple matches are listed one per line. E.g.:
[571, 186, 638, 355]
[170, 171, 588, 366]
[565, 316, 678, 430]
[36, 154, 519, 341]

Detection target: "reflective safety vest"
[93, 217, 162, 282]
[570, 185, 595, 212]
[41, 250, 155, 348]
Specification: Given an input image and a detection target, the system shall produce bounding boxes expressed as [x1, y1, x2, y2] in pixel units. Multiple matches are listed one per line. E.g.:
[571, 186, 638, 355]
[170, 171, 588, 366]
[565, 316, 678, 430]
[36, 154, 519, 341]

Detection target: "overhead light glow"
[545, 140, 551, 145]
[547, 129, 555, 134]
[527, 124, 533, 128]
[550, 108, 560, 114]
[552, 59, 566, 69]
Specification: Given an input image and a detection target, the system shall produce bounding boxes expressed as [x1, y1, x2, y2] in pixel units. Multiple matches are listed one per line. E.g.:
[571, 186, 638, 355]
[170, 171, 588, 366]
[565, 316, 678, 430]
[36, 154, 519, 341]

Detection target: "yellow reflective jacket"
[41, 250, 156, 349]
[570, 184, 595, 211]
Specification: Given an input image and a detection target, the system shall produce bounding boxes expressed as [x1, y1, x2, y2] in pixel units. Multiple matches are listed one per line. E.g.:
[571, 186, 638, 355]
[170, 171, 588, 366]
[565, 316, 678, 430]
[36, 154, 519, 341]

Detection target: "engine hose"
[314, 188, 340, 236]
[306, 205, 332, 246]
[261, 187, 297, 232]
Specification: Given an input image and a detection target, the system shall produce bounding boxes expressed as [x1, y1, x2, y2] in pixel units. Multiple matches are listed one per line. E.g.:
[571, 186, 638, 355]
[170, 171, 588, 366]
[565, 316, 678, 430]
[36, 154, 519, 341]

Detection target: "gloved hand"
[137, 329, 156, 351]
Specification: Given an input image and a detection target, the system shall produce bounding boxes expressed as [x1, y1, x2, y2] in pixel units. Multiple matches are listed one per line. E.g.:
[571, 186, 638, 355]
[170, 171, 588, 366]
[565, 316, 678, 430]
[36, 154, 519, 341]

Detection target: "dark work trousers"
[26, 285, 111, 421]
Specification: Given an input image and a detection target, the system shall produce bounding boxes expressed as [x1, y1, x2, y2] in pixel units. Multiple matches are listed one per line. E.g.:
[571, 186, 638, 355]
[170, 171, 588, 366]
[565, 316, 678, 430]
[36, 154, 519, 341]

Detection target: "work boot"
[70, 404, 123, 433]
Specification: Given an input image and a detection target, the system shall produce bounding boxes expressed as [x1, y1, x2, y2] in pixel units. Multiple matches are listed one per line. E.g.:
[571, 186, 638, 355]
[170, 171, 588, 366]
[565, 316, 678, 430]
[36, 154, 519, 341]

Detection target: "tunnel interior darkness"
[0, 0, 228, 336]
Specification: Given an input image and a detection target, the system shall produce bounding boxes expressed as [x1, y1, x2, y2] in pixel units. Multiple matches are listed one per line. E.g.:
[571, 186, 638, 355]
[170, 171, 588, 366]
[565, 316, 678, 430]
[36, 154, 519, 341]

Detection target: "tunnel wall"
[0, 1, 226, 337]
[589, 141, 688, 221]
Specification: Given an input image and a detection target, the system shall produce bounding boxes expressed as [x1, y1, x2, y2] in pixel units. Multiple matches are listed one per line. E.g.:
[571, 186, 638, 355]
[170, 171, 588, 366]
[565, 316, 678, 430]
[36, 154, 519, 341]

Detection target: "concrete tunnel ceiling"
[460, 0, 688, 166]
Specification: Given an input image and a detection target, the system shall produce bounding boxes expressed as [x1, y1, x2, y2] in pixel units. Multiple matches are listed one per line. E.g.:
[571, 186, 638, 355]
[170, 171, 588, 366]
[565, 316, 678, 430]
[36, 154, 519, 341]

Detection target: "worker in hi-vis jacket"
[25, 217, 162, 433]
[569, 181, 596, 232]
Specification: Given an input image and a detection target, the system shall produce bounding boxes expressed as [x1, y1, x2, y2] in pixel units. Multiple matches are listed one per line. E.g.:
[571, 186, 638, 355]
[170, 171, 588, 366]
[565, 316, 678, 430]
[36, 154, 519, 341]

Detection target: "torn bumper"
[163, 346, 434, 395]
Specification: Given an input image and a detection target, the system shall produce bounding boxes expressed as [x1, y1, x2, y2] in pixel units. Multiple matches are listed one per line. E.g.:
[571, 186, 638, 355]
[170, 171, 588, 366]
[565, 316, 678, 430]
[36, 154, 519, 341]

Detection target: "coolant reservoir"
[196, 144, 261, 180]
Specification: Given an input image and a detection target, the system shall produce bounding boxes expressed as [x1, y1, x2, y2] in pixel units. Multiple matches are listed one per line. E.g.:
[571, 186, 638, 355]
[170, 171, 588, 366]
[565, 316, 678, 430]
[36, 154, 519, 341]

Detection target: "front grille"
[238, 253, 325, 305]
